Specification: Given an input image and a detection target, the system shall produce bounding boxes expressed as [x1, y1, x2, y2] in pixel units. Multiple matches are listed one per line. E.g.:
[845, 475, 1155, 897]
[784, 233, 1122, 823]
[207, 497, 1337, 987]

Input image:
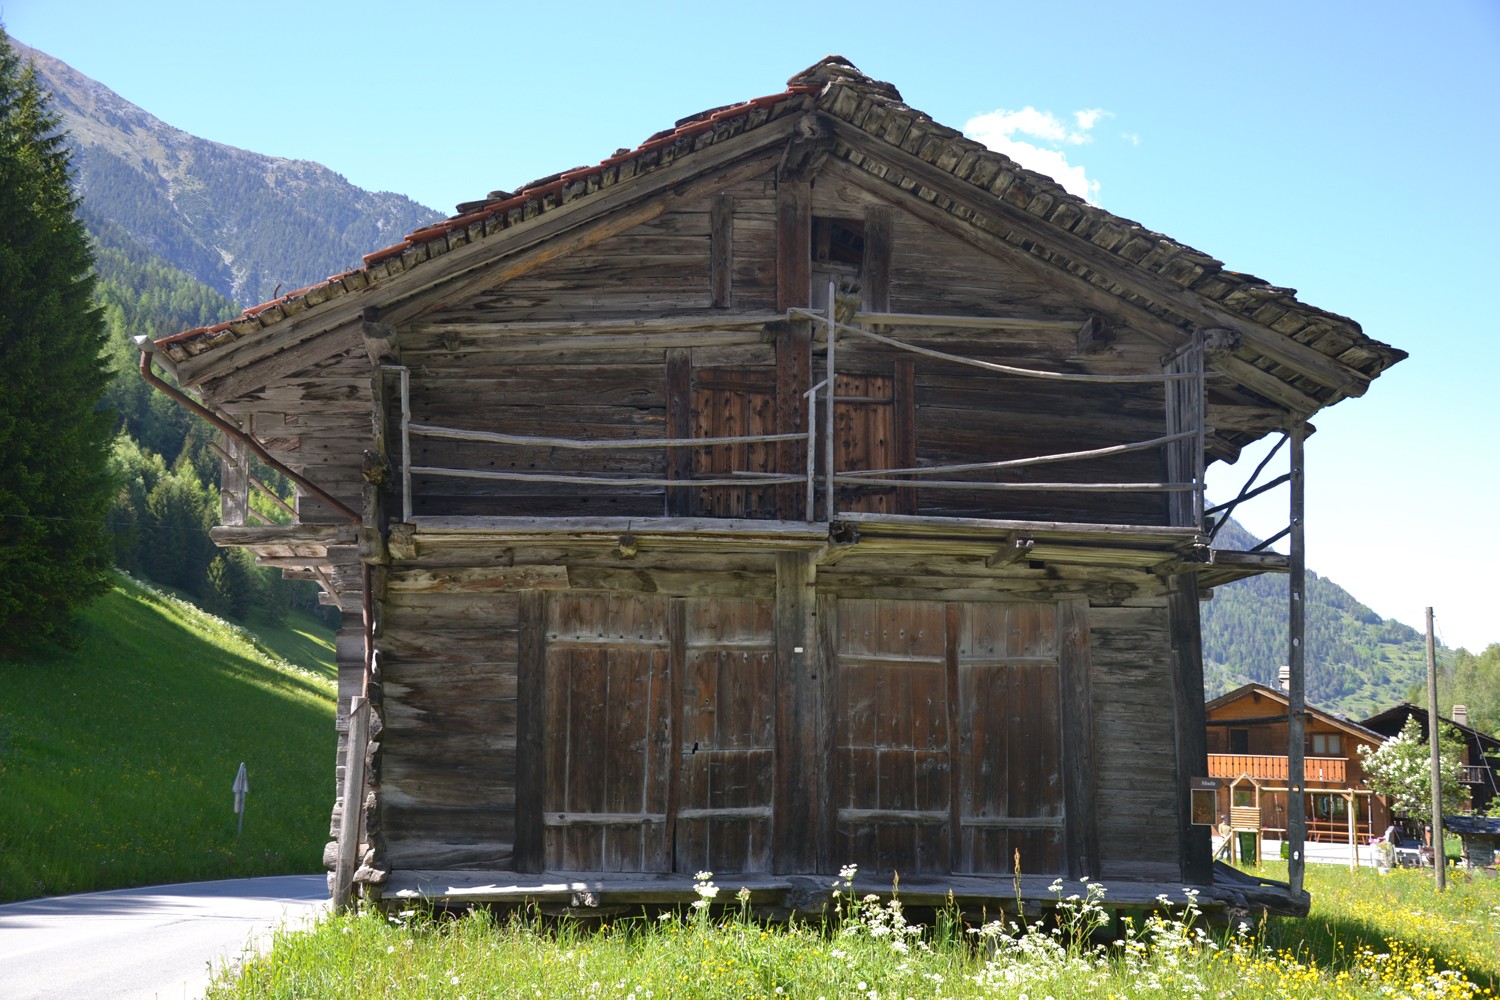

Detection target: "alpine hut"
[140, 58, 1404, 919]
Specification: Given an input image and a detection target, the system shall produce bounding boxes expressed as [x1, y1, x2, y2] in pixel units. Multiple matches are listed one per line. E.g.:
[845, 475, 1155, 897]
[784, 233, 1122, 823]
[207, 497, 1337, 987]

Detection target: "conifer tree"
[0, 28, 115, 654]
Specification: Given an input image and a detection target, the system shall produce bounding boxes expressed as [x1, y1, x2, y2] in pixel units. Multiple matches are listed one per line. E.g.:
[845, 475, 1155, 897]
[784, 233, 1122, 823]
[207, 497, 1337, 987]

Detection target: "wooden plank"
[1168, 571, 1211, 884]
[711, 193, 733, 309]
[514, 590, 545, 872]
[1057, 598, 1099, 878]
[665, 348, 692, 516]
[774, 322, 809, 519]
[773, 552, 818, 872]
[862, 204, 893, 314]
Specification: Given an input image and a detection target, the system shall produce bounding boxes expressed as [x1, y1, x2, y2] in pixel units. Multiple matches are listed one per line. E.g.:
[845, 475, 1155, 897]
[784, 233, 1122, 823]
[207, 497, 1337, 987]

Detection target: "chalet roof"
[152, 57, 1404, 426]
[1360, 702, 1500, 751]
[1205, 682, 1386, 744]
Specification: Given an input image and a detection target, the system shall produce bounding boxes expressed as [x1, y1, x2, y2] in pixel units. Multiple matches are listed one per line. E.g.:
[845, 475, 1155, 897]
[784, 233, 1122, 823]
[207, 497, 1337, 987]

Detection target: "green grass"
[207, 865, 1500, 999]
[0, 572, 336, 902]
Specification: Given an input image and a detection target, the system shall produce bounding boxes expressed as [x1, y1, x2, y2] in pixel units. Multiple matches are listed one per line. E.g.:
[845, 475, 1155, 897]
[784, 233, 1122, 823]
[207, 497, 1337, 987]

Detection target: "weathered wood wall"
[393, 163, 1177, 527]
[366, 530, 1183, 882]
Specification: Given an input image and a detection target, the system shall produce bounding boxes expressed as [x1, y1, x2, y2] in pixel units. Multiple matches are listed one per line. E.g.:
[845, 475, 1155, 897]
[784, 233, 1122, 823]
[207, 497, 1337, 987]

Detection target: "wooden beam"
[409, 312, 786, 338]
[1168, 572, 1212, 884]
[1208, 351, 1323, 416]
[1058, 598, 1099, 879]
[985, 533, 1035, 568]
[362, 311, 398, 365]
[710, 193, 733, 309]
[773, 552, 819, 872]
[1076, 315, 1114, 355]
[776, 179, 811, 312]
[665, 348, 692, 516]
[513, 590, 546, 873]
[862, 204, 892, 314]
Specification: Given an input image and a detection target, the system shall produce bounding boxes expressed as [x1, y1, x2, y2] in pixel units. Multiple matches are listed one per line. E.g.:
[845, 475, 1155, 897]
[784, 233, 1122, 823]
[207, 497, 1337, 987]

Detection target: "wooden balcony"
[1207, 754, 1348, 784]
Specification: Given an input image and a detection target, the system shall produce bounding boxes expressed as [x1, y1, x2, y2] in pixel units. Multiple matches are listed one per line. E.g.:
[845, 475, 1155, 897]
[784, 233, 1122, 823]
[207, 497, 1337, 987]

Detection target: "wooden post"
[665, 349, 693, 517]
[1287, 418, 1307, 895]
[773, 552, 820, 872]
[333, 695, 370, 912]
[1059, 598, 1100, 879]
[1346, 791, 1359, 871]
[1427, 607, 1447, 891]
[710, 194, 733, 309]
[513, 591, 546, 872]
[1170, 573, 1212, 884]
[776, 177, 811, 521]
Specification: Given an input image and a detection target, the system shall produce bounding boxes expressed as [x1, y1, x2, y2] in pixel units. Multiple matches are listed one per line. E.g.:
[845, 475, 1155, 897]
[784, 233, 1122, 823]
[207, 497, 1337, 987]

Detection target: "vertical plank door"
[833, 599, 952, 875]
[674, 598, 776, 874]
[954, 602, 1065, 874]
[543, 593, 673, 872]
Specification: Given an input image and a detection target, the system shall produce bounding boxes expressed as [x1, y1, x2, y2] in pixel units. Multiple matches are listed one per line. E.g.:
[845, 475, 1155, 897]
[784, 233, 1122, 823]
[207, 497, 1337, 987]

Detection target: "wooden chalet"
[1205, 683, 1391, 853]
[1360, 704, 1500, 816]
[139, 58, 1404, 920]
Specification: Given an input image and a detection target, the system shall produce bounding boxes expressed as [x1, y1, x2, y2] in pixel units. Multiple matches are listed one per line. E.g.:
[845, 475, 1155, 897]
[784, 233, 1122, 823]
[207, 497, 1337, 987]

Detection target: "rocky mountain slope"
[13, 39, 441, 309]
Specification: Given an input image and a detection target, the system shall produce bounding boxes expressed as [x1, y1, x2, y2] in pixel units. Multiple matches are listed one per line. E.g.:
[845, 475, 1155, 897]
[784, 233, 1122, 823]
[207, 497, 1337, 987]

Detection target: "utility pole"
[1426, 607, 1445, 891]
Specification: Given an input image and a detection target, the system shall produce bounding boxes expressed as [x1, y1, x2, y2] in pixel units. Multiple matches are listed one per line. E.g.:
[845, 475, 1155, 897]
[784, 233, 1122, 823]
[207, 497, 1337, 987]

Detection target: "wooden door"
[543, 594, 673, 871]
[674, 598, 776, 874]
[834, 599, 952, 874]
[953, 602, 1064, 873]
[833, 373, 901, 514]
[833, 598, 1067, 877]
[690, 369, 779, 519]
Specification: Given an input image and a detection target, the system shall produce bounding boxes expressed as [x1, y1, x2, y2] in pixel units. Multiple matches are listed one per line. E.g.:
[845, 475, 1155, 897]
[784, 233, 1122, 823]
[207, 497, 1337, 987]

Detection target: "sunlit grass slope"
[0, 572, 336, 903]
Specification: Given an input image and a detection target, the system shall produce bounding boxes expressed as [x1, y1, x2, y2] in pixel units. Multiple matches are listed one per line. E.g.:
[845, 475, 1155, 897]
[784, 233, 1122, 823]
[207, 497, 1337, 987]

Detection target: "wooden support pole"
[1287, 418, 1307, 896]
[333, 695, 370, 912]
[1427, 607, 1447, 891]
[1170, 573, 1212, 884]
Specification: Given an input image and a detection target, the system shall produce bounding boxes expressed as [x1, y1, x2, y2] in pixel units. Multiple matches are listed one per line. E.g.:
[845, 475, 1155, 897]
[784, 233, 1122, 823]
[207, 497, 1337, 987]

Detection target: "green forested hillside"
[1202, 518, 1430, 718]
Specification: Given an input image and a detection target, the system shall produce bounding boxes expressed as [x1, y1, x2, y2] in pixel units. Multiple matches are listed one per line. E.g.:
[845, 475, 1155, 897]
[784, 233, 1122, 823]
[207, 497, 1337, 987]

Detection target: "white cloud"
[963, 105, 1110, 204]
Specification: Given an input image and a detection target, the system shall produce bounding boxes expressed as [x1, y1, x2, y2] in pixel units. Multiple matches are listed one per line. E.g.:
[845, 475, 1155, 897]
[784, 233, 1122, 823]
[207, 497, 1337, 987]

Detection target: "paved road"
[0, 875, 327, 1000]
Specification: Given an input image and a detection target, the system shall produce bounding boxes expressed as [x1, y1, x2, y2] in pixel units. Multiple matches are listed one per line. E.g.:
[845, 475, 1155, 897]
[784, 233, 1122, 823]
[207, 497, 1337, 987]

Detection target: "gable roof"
[1206, 682, 1385, 744]
[149, 57, 1404, 439]
[1361, 702, 1500, 751]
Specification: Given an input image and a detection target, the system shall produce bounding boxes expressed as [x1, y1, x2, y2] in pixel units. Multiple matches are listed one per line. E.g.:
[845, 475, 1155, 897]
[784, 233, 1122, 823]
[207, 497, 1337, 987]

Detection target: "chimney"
[1452, 704, 1468, 728]
[1278, 665, 1290, 693]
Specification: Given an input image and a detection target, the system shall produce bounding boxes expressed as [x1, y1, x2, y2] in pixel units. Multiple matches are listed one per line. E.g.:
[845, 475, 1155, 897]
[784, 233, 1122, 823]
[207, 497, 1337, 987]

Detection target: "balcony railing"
[1207, 754, 1348, 784]
[1460, 765, 1493, 786]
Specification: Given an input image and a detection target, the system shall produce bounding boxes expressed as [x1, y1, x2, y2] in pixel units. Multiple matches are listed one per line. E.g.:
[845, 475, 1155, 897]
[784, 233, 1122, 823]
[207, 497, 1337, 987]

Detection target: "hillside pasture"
[0, 573, 336, 902]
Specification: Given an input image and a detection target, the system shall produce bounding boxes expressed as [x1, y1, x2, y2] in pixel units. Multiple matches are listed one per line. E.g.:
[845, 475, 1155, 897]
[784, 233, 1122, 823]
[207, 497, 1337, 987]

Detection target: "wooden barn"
[140, 58, 1404, 919]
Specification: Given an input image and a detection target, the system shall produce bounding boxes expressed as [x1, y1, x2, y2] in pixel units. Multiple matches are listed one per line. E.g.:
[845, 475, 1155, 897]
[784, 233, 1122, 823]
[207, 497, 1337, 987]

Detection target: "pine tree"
[0, 28, 115, 655]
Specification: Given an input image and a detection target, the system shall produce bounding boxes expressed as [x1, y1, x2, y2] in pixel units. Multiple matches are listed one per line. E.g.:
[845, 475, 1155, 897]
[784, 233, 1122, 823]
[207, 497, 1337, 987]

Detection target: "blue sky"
[7, 0, 1499, 651]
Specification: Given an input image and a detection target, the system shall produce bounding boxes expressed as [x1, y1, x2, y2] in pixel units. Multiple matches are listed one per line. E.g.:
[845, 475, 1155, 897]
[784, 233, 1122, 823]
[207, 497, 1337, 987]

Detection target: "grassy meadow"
[0, 572, 337, 902]
[206, 862, 1500, 1000]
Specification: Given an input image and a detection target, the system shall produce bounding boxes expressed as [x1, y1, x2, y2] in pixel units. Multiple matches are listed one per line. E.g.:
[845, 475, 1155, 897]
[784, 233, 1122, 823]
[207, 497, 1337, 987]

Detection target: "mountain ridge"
[13, 38, 442, 309]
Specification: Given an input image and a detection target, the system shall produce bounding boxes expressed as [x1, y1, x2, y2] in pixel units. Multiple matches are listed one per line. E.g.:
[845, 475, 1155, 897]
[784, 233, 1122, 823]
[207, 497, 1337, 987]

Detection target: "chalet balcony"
[1460, 765, 1494, 786]
[1207, 753, 1348, 785]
